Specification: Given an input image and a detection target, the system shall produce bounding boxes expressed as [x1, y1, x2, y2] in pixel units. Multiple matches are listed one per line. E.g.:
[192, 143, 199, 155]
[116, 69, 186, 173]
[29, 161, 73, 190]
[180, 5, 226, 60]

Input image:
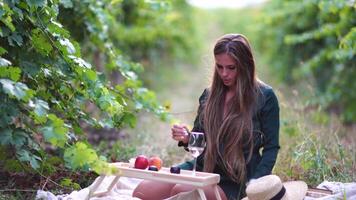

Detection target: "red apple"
[134, 155, 149, 169]
[148, 156, 162, 170]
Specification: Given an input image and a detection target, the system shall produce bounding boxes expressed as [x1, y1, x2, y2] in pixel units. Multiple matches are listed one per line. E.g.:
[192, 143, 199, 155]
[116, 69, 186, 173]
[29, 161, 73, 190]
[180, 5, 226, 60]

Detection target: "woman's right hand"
[171, 124, 189, 144]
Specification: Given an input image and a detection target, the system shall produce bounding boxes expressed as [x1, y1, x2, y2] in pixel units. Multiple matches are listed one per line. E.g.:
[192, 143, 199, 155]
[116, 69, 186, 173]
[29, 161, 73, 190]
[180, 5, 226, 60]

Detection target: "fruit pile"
[133, 155, 180, 174]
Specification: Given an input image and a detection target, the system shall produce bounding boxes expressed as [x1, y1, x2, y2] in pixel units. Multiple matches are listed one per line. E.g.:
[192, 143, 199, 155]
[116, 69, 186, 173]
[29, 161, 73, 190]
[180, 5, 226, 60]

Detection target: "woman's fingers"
[171, 124, 188, 141]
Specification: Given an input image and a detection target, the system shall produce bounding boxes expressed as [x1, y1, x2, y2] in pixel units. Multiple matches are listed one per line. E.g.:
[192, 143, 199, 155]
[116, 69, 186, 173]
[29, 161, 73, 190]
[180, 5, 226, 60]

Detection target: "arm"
[175, 89, 208, 171]
[251, 88, 280, 179]
[177, 89, 208, 148]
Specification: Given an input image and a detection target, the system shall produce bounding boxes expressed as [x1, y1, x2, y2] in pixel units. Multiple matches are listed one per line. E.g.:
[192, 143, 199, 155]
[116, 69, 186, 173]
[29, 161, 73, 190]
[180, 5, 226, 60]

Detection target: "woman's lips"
[223, 79, 230, 84]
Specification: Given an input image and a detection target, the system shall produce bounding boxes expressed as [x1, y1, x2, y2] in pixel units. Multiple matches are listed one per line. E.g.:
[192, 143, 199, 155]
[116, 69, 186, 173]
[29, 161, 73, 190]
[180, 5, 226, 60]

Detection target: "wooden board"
[110, 162, 220, 187]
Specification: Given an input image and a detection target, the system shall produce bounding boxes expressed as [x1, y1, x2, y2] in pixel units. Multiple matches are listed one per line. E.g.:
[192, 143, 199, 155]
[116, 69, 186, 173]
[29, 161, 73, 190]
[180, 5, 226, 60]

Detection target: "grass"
[273, 81, 356, 186]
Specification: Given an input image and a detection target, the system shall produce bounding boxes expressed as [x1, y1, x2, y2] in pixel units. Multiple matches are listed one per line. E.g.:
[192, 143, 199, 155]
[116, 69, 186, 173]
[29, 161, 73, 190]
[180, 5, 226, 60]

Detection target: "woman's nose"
[222, 68, 228, 76]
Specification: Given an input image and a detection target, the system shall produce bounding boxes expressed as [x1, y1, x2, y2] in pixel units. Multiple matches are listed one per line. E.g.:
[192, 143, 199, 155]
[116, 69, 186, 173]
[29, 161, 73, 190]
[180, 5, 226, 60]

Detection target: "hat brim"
[241, 181, 307, 200]
[283, 181, 308, 200]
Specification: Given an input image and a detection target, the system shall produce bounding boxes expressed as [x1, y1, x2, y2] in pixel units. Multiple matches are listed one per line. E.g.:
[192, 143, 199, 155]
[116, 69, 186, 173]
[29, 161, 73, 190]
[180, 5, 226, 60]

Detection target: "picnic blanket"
[36, 176, 356, 200]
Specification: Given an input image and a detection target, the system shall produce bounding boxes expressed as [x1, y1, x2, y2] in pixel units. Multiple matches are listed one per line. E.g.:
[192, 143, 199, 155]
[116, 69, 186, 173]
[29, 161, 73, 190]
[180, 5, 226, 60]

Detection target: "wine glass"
[188, 132, 206, 176]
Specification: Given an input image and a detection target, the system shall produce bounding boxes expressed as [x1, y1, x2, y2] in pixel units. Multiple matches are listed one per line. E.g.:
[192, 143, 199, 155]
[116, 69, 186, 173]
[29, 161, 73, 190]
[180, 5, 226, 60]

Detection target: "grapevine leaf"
[8, 33, 23, 46]
[121, 112, 137, 128]
[29, 98, 49, 123]
[20, 61, 41, 77]
[40, 114, 68, 147]
[26, 0, 47, 8]
[0, 128, 13, 145]
[0, 101, 19, 128]
[64, 142, 98, 170]
[12, 130, 29, 148]
[0, 47, 7, 55]
[84, 69, 97, 81]
[31, 29, 53, 56]
[59, 38, 76, 55]
[29, 98, 49, 117]
[0, 79, 29, 100]
[0, 67, 21, 81]
[1, 16, 15, 32]
[59, 0, 73, 8]
[0, 128, 28, 148]
[17, 149, 41, 169]
[0, 58, 11, 66]
[68, 55, 92, 69]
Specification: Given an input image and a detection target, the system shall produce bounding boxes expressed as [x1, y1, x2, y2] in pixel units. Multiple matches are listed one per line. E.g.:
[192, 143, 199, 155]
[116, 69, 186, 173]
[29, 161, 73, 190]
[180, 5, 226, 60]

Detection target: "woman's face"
[215, 53, 237, 89]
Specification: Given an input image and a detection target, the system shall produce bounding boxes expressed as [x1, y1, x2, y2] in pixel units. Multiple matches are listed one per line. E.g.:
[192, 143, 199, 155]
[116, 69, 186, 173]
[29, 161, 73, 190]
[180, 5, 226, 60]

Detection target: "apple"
[134, 155, 149, 169]
[148, 156, 162, 170]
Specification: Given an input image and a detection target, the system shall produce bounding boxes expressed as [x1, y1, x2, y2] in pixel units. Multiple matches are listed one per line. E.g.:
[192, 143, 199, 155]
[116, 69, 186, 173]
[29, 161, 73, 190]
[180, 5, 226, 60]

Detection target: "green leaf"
[0, 47, 7, 55]
[8, 33, 23, 46]
[20, 61, 41, 77]
[59, 38, 76, 55]
[0, 66, 21, 81]
[64, 142, 98, 170]
[68, 56, 92, 69]
[0, 128, 28, 148]
[1, 15, 15, 32]
[17, 149, 41, 169]
[59, 178, 81, 189]
[40, 114, 68, 147]
[26, 0, 47, 8]
[84, 69, 97, 81]
[59, 0, 73, 8]
[29, 98, 49, 117]
[0, 58, 11, 67]
[0, 79, 30, 100]
[29, 98, 49, 123]
[12, 130, 29, 148]
[0, 100, 19, 128]
[47, 20, 70, 38]
[121, 112, 137, 128]
[0, 128, 13, 145]
[31, 29, 53, 56]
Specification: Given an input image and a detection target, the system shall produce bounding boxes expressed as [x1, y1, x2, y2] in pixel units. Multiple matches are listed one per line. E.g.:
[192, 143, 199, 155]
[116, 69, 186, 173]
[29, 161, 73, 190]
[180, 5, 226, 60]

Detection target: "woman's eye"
[228, 66, 236, 70]
[216, 65, 223, 69]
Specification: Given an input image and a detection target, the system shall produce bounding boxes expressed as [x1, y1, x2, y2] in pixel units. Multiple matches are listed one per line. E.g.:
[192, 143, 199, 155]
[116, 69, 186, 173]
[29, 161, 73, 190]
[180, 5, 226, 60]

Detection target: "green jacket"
[178, 83, 280, 200]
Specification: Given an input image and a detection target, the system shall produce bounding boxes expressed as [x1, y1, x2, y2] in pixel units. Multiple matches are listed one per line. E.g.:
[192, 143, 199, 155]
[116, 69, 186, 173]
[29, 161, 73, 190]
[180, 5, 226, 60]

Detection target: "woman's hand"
[171, 124, 189, 144]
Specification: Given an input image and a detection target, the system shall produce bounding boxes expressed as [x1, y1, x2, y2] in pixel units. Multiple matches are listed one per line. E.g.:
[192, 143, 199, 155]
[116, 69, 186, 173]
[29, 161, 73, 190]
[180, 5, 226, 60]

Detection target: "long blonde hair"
[203, 34, 258, 182]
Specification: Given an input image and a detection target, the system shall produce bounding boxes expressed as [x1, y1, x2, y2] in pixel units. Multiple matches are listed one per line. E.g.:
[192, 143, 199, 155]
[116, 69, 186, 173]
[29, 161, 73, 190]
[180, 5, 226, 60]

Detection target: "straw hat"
[242, 175, 307, 200]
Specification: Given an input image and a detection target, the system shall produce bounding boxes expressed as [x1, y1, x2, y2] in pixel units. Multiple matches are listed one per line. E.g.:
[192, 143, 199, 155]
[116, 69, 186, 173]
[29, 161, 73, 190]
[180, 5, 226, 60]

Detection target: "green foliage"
[99, 140, 137, 162]
[0, 0, 182, 176]
[60, 178, 81, 190]
[257, 0, 356, 122]
[290, 133, 355, 185]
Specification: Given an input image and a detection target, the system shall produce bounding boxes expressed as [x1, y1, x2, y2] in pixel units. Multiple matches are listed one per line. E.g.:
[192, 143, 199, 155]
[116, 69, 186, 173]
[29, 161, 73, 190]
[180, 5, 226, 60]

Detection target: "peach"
[148, 156, 162, 170]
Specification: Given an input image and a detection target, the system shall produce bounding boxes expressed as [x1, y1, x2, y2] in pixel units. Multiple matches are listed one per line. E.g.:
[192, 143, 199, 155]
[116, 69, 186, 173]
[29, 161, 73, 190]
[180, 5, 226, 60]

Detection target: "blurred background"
[1, 0, 355, 198]
[115, 0, 356, 186]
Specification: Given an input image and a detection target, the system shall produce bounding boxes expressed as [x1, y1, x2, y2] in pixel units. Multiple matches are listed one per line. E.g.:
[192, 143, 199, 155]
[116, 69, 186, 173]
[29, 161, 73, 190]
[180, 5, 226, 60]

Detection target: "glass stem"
[192, 157, 197, 176]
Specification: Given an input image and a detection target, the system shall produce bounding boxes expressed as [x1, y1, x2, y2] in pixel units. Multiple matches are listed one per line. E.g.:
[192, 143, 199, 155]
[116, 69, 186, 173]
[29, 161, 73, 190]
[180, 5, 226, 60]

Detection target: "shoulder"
[199, 88, 210, 104]
[256, 81, 279, 108]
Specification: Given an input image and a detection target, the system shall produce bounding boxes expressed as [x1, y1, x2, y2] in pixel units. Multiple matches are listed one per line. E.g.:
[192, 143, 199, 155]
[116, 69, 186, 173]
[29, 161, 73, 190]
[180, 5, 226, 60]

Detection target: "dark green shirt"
[178, 83, 280, 200]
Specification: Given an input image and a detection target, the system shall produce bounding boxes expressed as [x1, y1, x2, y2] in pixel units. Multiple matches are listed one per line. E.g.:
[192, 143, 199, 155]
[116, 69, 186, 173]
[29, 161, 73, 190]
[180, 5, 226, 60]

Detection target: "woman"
[133, 34, 280, 200]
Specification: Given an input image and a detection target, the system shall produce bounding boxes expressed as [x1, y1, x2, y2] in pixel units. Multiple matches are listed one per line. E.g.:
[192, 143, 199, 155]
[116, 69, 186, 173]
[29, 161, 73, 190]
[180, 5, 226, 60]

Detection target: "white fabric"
[165, 190, 202, 200]
[36, 176, 143, 200]
[304, 181, 356, 200]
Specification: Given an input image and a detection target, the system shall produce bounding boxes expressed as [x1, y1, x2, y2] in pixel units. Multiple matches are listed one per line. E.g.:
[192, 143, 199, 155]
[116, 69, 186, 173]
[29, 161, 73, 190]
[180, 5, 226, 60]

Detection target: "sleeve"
[251, 88, 280, 179]
[178, 89, 208, 148]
